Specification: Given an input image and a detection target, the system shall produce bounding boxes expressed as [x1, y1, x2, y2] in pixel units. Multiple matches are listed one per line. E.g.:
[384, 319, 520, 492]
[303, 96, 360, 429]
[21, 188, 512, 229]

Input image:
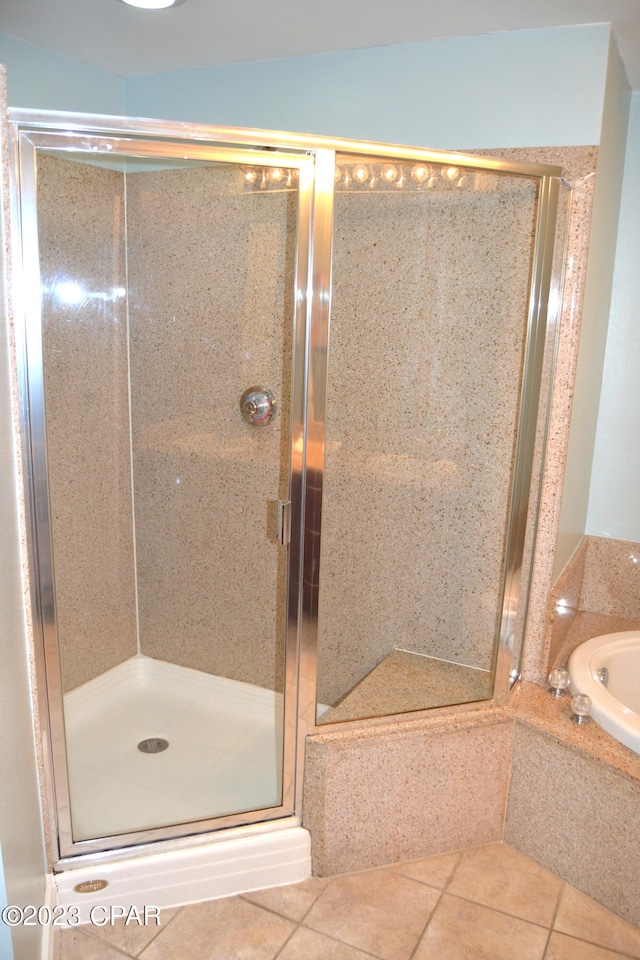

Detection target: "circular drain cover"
[137, 738, 169, 754]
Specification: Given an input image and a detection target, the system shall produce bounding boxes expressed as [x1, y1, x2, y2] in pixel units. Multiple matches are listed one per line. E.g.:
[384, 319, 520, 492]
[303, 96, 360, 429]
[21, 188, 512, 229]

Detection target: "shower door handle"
[276, 500, 291, 546]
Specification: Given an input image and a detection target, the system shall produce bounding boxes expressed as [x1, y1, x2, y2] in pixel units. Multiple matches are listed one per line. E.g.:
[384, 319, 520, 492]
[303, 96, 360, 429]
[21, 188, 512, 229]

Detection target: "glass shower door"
[315, 152, 551, 722]
[14, 114, 564, 864]
[19, 133, 311, 855]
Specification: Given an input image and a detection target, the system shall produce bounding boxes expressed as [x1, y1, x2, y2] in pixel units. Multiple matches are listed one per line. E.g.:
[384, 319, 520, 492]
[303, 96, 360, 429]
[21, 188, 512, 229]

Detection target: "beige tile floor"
[54, 841, 640, 960]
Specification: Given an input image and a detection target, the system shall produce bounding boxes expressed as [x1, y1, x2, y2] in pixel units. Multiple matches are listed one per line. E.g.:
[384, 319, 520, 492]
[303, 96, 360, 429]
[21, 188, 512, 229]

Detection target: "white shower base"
[54, 821, 311, 925]
[64, 655, 284, 841]
[56, 657, 310, 924]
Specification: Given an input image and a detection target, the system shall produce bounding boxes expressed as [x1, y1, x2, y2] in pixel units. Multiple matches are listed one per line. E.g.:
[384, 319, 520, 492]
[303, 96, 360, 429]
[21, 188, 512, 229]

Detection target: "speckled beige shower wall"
[304, 708, 513, 875]
[316, 162, 540, 706]
[38, 155, 137, 691]
[493, 147, 600, 685]
[545, 534, 640, 672]
[37, 146, 595, 700]
[38, 158, 296, 692]
[581, 535, 640, 618]
[506, 715, 640, 929]
[125, 165, 296, 690]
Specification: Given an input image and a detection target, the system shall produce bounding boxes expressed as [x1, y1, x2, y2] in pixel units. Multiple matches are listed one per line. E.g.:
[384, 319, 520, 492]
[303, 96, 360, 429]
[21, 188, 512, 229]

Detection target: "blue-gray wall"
[1, 24, 611, 147]
[587, 90, 640, 542]
[0, 841, 14, 959]
[0, 33, 124, 113]
[125, 25, 610, 148]
[554, 34, 631, 574]
[1, 64, 47, 958]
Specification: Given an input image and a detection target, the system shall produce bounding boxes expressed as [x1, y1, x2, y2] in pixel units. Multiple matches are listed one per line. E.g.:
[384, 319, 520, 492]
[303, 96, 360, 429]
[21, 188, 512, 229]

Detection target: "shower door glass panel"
[34, 147, 303, 845]
[316, 155, 540, 723]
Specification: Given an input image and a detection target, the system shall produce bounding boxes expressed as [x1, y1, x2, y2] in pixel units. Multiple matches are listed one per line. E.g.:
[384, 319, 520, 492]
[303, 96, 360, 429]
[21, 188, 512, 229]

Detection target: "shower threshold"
[322, 648, 493, 722]
[63, 655, 284, 842]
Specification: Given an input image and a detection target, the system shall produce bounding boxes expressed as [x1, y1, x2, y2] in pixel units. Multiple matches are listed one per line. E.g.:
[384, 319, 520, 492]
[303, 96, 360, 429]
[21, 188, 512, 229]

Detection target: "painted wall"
[0, 842, 14, 960]
[553, 36, 631, 578]
[587, 92, 640, 541]
[0, 67, 46, 960]
[0, 24, 612, 149]
[126, 25, 611, 149]
[0, 33, 124, 114]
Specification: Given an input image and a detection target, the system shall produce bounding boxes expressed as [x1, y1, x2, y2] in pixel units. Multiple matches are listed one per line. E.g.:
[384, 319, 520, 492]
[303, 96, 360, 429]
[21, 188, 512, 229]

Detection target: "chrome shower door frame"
[10, 113, 318, 864]
[10, 109, 567, 868]
[301, 145, 566, 720]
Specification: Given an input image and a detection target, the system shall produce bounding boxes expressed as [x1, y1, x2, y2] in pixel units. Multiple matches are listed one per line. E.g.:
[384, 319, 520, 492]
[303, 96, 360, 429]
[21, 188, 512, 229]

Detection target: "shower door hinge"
[276, 499, 291, 546]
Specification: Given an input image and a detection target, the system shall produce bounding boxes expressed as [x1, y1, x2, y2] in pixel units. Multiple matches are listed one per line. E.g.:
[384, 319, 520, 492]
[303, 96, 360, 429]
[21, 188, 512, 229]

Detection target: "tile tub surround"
[303, 708, 513, 876]
[545, 535, 589, 670]
[54, 841, 640, 960]
[581, 536, 640, 619]
[512, 678, 640, 780]
[546, 535, 640, 673]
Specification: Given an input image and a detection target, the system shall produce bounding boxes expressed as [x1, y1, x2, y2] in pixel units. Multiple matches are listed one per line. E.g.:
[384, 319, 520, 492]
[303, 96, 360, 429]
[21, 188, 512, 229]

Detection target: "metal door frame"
[10, 114, 319, 865]
[9, 109, 564, 869]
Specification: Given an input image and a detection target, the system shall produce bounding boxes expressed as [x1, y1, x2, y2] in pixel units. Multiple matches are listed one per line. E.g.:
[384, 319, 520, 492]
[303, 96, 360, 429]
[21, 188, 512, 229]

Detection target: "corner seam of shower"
[122, 163, 142, 658]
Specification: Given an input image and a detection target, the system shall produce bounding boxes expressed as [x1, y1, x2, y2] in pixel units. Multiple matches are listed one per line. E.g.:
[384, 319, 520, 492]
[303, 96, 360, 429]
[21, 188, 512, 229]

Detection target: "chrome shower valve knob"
[240, 386, 276, 425]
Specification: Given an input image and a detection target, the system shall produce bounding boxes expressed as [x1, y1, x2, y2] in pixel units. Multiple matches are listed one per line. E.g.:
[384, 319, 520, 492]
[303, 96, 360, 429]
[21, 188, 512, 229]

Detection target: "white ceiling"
[1, 0, 639, 88]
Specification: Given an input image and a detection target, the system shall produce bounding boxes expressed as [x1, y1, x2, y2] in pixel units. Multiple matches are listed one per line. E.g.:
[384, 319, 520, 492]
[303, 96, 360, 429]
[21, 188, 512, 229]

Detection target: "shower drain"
[137, 738, 169, 754]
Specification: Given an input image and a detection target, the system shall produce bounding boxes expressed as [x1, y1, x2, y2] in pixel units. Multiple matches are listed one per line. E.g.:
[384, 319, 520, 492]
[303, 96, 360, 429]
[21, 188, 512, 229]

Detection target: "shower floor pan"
[63, 655, 283, 842]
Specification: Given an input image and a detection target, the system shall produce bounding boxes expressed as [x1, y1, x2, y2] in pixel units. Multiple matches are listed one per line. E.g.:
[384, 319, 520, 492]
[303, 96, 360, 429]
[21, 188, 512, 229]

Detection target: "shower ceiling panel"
[10, 110, 567, 863]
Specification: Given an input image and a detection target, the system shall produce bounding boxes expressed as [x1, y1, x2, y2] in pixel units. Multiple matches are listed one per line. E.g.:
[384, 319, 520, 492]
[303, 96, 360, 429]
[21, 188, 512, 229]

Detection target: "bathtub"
[568, 631, 640, 755]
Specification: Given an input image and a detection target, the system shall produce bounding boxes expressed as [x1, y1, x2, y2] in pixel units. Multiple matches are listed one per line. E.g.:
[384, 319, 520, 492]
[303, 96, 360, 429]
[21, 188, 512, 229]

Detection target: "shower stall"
[9, 111, 567, 869]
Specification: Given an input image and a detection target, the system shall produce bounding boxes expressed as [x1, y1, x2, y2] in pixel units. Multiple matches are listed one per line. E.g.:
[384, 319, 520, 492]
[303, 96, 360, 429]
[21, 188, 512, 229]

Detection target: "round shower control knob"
[240, 386, 277, 425]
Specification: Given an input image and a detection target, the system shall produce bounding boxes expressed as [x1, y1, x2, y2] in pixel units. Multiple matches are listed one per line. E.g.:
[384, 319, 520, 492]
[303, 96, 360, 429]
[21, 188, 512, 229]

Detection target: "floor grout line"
[541, 880, 565, 958]
[268, 919, 299, 960]
[55, 844, 640, 959]
[74, 901, 185, 959]
[136, 904, 186, 959]
[289, 923, 388, 960]
[438, 888, 555, 931]
[59, 924, 138, 960]
[404, 845, 466, 959]
[545, 929, 640, 960]
[406, 885, 446, 960]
